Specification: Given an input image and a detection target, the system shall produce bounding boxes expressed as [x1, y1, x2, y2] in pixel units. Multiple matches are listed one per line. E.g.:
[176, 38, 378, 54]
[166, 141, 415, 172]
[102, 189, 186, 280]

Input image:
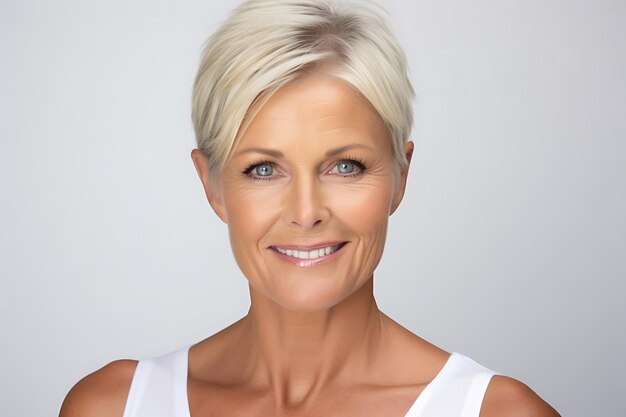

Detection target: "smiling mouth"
[270, 242, 347, 260]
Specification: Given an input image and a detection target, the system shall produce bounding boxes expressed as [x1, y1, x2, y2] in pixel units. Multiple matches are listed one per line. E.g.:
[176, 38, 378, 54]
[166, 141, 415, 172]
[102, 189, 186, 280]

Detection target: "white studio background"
[1, 1, 624, 416]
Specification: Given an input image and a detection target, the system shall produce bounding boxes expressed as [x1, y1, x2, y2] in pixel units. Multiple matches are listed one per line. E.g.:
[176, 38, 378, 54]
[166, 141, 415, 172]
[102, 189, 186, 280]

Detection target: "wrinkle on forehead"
[233, 72, 390, 160]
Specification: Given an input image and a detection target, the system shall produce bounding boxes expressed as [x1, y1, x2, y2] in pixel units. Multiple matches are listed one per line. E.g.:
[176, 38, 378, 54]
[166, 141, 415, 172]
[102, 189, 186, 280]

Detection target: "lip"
[269, 241, 346, 251]
[269, 241, 348, 267]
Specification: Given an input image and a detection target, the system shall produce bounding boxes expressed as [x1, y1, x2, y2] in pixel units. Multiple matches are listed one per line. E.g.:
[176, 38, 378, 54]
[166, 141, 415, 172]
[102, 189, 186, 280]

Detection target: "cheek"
[327, 181, 393, 233]
[223, 185, 281, 251]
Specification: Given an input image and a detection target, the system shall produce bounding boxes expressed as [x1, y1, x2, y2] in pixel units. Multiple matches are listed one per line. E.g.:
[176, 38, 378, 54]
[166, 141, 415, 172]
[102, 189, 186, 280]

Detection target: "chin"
[254, 280, 354, 313]
[285, 289, 351, 313]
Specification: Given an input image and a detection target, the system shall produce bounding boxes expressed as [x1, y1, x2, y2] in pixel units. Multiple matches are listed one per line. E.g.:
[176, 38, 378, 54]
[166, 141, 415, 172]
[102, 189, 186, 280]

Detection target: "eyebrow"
[235, 143, 375, 158]
[325, 143, 375, 156]
[235, 147, 284, 158]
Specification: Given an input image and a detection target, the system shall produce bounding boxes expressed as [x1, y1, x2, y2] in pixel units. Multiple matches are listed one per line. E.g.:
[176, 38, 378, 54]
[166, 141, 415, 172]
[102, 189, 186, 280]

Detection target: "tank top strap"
[405, 353, 498, 417]
[122, 346, 191, 417]
[122, 347, 494, 417]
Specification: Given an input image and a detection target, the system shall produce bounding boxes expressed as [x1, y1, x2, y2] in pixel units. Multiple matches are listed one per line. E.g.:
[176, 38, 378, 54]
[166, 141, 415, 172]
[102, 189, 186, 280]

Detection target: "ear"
[390, 141, 414, 216]
[190, 149, 228, 223]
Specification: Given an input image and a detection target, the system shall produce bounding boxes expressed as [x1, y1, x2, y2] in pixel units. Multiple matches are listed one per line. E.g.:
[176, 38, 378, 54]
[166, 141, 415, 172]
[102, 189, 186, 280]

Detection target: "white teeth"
[274, 244, 342, 260]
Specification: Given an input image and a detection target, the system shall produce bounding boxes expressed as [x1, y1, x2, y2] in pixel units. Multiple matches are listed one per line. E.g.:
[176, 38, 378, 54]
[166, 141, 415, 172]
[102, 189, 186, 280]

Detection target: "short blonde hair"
[192, 0, 414, 180]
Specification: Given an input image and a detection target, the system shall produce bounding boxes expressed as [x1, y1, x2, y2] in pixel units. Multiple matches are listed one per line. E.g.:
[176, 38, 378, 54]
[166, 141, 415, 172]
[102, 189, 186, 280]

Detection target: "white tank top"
[122, 346, 497, 417]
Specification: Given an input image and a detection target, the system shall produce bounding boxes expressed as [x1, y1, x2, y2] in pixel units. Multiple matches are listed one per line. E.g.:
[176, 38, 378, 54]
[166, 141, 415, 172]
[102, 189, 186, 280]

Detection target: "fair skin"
[60, 73, 559, 417]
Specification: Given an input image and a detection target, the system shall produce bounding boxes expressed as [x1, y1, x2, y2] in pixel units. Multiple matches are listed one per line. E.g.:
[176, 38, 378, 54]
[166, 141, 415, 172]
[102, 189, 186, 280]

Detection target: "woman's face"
[195, 73, 412, 312]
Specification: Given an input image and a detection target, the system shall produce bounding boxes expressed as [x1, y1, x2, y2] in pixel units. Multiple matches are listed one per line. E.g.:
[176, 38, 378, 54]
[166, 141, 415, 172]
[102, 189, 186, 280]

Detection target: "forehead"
[235, 73, 390, 152]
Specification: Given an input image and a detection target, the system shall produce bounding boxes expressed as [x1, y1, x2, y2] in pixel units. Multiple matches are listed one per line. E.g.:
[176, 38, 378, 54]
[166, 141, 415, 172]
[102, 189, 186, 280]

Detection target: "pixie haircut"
[192, 0, 414, 180]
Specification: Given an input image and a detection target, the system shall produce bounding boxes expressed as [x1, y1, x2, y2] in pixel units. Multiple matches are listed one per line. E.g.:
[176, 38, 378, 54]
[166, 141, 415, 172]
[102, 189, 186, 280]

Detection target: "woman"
[60, 1, 560, 416]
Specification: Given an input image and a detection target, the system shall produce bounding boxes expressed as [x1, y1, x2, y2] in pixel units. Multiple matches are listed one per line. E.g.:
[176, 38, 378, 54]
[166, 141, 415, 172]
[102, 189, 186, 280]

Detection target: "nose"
[283, 174, 330, 231]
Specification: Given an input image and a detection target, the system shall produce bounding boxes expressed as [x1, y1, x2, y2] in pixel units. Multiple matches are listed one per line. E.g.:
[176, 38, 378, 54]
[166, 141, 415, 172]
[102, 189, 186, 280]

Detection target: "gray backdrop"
[1, 1, 624, 416]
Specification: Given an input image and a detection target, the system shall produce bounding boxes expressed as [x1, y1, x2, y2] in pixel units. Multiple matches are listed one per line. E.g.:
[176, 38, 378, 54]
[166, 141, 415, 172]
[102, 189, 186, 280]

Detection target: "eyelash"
[334, 156, 367, 176]
[241, 157, 368, 181]
[242, 160, 274, 181]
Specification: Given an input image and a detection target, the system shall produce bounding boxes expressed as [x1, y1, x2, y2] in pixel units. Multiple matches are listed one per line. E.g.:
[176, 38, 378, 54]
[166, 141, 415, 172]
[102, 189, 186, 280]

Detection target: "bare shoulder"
[59, 359, 138, 417]
[480, 375, 560, 417]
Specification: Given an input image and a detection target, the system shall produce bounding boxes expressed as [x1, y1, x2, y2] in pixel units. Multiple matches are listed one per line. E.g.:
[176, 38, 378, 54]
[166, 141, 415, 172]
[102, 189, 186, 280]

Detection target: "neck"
[240, 276, 385, 406]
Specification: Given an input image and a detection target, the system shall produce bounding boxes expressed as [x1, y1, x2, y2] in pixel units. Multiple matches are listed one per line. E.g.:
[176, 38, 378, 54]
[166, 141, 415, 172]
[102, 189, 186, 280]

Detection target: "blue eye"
[242, 161, 276, 180]
[330, 158, 366, 176]
[337, 161, 355, 174]
[254, 163, 273, 176]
